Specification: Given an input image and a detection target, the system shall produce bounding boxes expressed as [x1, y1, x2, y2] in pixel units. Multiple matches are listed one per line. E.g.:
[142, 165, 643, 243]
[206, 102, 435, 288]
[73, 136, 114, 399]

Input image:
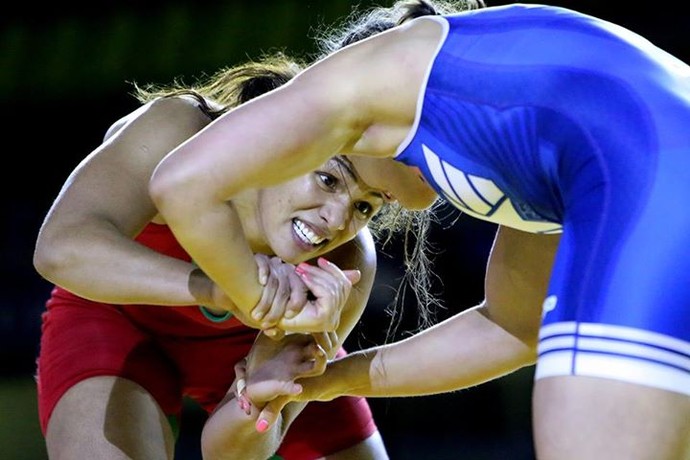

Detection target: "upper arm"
[482, 226, 560, 347]
[34, 97, 211, 279]
[40, 98, 210, 239]
[148, 35, 405, 206]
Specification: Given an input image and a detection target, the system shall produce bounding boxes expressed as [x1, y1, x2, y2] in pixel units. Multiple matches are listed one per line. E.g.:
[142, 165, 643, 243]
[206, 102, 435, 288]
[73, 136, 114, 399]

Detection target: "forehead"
[324, 156, 355, 177]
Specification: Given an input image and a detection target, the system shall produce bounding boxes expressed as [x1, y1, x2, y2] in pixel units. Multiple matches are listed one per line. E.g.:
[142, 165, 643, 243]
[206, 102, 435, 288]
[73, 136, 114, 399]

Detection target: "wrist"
[188, 267, 215, 306]
[323, 351, 375, 399]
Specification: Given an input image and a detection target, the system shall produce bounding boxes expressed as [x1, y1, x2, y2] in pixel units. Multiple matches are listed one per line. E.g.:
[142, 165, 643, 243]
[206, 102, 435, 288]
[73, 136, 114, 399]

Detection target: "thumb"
[256, 396, 290, 433]
[343, 269, 361, 285]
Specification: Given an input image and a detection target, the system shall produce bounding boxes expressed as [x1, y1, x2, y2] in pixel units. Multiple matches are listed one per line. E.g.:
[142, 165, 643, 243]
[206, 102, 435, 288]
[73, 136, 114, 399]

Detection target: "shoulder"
[104, 96, 212, 143]
[138, 96, 213, 132]
[293, 17, 447, 124]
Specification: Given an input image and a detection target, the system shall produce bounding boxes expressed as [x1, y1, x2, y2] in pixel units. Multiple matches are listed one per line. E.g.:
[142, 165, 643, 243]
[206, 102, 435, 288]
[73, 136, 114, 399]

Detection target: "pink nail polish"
[256, 419, 269, 433]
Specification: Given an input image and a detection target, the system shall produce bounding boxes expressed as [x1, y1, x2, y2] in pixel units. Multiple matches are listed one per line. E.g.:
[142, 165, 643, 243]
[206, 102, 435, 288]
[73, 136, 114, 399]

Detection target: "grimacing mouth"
[292, 218, 328, 247]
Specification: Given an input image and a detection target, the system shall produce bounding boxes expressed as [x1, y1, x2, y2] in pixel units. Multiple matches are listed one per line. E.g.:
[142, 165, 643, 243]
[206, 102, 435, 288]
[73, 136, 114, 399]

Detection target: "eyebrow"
[332, 156, 358, 181]
[331, 156, 385, 201]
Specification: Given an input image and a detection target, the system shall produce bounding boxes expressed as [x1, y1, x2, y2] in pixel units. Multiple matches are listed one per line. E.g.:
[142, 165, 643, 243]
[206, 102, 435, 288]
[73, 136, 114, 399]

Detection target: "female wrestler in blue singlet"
[150, 1, 690, 458]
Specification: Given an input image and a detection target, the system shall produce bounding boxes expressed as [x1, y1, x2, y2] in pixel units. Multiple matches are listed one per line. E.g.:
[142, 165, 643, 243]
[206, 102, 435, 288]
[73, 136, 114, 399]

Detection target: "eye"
[317, 172, 338, 190]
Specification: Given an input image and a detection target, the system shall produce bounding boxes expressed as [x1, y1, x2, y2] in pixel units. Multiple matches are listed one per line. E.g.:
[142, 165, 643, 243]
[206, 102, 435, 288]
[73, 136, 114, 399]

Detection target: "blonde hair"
[132, 52, 304, 119]
[132, 52, 434, 335]
[317, 0, 486, 338]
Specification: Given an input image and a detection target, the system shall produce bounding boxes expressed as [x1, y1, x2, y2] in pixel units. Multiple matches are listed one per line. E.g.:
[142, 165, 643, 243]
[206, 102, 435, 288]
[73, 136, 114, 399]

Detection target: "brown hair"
[132, 52, 430, 334]
[131, 52, 303, 120]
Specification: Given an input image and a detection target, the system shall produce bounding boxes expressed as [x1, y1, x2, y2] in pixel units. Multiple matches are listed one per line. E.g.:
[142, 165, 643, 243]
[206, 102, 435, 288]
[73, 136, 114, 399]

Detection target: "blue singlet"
[396, 4, 690, 396]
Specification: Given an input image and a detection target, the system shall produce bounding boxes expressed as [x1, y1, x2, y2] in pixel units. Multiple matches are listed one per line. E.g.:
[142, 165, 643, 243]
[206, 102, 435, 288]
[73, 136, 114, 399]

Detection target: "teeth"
[293, 219, 325, 246]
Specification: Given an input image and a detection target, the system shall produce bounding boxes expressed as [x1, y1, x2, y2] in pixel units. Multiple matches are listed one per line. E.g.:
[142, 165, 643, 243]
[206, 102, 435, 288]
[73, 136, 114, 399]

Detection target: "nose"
[320, 197, 350, 233]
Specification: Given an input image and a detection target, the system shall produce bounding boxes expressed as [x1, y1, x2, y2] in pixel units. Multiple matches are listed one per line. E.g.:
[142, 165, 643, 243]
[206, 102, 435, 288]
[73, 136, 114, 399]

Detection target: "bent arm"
[297, 226, 559, 400]
[33, 98, 226, 308]
[149, 79, 362, 316]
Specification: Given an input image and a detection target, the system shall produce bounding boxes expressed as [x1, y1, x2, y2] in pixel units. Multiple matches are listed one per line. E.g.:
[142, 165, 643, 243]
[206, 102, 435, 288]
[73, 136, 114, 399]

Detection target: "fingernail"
[256, 419, 269, 433]
[318, 257, 332, 266]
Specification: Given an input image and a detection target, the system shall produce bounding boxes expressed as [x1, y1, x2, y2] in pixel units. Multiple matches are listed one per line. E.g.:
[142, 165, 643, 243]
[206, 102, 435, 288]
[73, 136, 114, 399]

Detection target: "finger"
[315, 258, 360, 288]
[316, 257, 351, 280]
[256, 397, 291, 433]
[262, 327, 285, 341]
[235, 378, 252, 414]
[294, 264, 330, 299]
[252, 275, 278, 323]
[232, 359, 250, 414]
[233, 358, 247, 379]
[260, 282, 290, 328]
[254, 254, 270, 285]
[299, 344, 328, 378]
[284, 269, 309, 319]
[260, 260, 297, 327]
[310, 348, 328, 376]
[323, 331, 339, 359]
[342, 269, 361, 285]
[311, 332, 333, 352]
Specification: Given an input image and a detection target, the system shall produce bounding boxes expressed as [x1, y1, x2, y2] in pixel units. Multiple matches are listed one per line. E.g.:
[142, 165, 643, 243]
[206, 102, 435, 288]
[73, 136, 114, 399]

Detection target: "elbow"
[33, 237, 71, 286]
[476, 301, 539, 362]
[148, 165, 180, 217]
[149, 160, 213, 223]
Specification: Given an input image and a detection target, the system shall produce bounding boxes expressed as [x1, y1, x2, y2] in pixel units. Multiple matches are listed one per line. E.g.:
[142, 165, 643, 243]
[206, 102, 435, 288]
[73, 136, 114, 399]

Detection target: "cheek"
[259, 189, 292, 214]
[342, 223, 364, 244]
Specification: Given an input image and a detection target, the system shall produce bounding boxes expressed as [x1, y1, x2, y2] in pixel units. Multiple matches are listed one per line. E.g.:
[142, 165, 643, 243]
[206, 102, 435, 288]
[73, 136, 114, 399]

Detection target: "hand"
[251, 254, 309, 335]
[233, 333, 327, 414]
[252, 365, 335, 433]
[279, 257, 361, 333]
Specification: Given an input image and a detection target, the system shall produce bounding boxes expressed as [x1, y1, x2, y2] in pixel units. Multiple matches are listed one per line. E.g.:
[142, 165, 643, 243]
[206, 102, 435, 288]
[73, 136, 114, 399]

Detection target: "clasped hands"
[230, 254, 358, 432]
[250, 254, 360, 340]
[232, 332, 328, 432]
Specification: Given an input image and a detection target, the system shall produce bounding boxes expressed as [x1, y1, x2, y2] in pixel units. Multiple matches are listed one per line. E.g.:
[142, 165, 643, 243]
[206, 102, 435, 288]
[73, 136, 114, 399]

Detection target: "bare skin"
[150, 15, 690, 458]
[35, 96, 386, 331]
[35, 90, 391, 457]
[46, 378, 176, 460]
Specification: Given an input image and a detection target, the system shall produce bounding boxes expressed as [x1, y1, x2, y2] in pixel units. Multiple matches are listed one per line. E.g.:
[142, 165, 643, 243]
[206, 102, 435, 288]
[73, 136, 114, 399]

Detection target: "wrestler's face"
[252, 156, 387, 263]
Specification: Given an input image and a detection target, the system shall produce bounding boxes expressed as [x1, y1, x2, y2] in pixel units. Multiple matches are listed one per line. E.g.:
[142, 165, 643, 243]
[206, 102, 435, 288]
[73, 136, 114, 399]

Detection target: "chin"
[277, 246, 310, 265]
[401, 189, 438, 210]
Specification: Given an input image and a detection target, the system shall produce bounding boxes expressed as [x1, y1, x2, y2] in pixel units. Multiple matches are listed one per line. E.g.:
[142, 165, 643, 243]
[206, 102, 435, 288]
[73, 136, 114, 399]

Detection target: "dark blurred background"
[2, 1, 686, 458]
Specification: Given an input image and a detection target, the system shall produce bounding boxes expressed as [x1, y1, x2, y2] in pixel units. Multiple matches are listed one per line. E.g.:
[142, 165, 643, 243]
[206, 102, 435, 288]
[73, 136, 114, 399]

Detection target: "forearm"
[314, 306, 536, 399]
[150, 187, 263, 317]
[34, 225, 215, 306]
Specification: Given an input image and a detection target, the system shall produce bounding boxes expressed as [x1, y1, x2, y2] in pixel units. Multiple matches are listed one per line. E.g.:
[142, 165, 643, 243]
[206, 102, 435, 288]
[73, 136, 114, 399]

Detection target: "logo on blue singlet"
[542, 295, 557, 318]
[421, 145, 562, 234]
